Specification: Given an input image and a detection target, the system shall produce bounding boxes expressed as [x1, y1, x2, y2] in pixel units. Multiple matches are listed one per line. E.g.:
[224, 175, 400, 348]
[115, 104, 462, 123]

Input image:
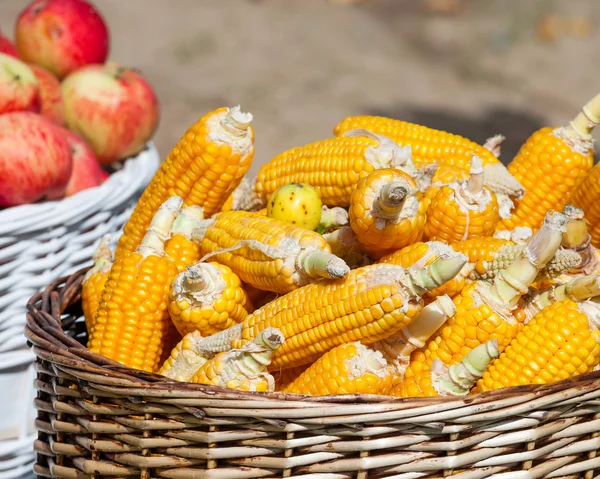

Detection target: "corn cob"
[273, 365, 310, 391]
[221, 177, 264, 213]
[190, 328, 284, 392]
[392, 340, 499, 397]
[195, 211, 350, 294]
[494, 226, 533, 245]
[283, 342, 394, 396]
[114, 106, 254, 262]
[372, 295, 456, 381]
[88, 196, 183, 372]
[323, 226, 372, 269]
[403, 211, 568, 384]
[571, 162, 600, 248]
[243, 283, 277, 312]
[473, 299, 600, 392]
[237, 255, 467, 370]
[255, 130, 415, 207]
[500, 93, 600, 232]
[378, 241, 469, 298]
[349, 168, 427, 259]
[158, 330, 209, 381]
[82, 235, 113, 332]
[333, 115, 500, 170]
[424, 155, 500, 244]
[518, 275, 600, 323]
[165, 206, 204, 273]
[169, 262, 252, 337]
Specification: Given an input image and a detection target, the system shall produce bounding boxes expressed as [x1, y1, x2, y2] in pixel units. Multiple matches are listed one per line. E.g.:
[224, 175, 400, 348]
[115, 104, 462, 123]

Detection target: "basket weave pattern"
[0, 145, 159, 479]
[26, 269, 600, 479]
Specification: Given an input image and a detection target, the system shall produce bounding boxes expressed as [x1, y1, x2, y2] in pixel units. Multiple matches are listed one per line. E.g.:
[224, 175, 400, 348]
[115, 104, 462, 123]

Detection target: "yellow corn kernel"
[196, 211, 350, 294]
[190, 328, 284, 392]
[88, 196, 184, 373]
[237, 255, 467, 370]
[273, 365, 309, 391]
[82, 235, 113, 333]
[165, 206, 204, 273]
[169, 262, 252, 337]
[424, 155, 500, 244]
[403, 211, 568, 383]
[571, 163, 600, 248]
[114, 106, 254, 262]
[392, 340, 499, 397]
[349, 168, 427, 259]
[283, 342, 394, 396]
[255, 130, 415, 207]
[500, 94, 600, 232]
[158, 330, 209, 382]
[473, 299, 600, 392]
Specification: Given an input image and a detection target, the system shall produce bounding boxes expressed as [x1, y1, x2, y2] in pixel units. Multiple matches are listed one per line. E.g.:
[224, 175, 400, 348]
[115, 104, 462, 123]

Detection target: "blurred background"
[2, 0, 598, 174]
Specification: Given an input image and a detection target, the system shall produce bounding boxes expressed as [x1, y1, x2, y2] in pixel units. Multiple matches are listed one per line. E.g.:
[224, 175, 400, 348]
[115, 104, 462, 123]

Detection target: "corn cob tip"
[483, 134, 505, 158]
[431, 339, 499, 396]
[171, 206, 206, 237]
[565, 92, 600, 140]
[298, 250, 350, 280]
[317, 206, 349, 233]
[483, 163, 524, 199]
[222, 105, 253, 136]
[343, 128, 415, 170]
[254, 327, 285, 351]
[496, 193, 515, 220]
[347, 342, 390, 380]
[92, 234, 112, 262]
[563, 204, 584, 220]
[466, 154, 484, 195]
[409, 253, 468, 294]
[138, 196, 184, 257]
[526, 211, 569, 267]
[414, 162, 438, 193]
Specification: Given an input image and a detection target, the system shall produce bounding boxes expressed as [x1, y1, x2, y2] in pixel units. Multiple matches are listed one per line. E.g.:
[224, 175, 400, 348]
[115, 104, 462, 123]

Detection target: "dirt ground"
[1, 0, 599, 174]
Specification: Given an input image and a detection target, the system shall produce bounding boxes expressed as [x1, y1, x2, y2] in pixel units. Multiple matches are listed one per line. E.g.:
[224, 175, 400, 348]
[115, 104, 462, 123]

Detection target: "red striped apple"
[62, 129, 109, 197]
[0, 53, 40, 114]
[0, 30, 19, 58]
[29, 64, 65, 125]
[0, 112, 73, 207]
[62, 63, 159, 165]
[15, 0, 109, 79]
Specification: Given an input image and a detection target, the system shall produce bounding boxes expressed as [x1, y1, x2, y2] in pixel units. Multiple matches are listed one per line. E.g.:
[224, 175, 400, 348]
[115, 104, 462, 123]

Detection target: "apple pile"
[0, 0, 159, 208]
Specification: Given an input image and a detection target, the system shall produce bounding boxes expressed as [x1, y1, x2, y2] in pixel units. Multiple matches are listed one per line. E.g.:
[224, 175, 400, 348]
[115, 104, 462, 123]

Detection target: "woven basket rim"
[26, 268, 600, 408]
[0, 142, 158, 231]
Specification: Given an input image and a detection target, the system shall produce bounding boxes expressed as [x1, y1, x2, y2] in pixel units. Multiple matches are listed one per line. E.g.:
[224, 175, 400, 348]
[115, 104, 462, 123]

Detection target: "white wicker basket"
[0, 143, 160, 479]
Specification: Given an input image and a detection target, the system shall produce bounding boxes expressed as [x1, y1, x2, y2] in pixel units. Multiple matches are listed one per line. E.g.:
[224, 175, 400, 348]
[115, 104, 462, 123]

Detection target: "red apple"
[62, 128, 109, 196]
[0, 112, 73, 207]
[28, 64, 64, 125]
[15, 0, 109, 79]
[0, 30, 19, 58]
[62, 63, 159, 165]
[0, 53, 40, 114]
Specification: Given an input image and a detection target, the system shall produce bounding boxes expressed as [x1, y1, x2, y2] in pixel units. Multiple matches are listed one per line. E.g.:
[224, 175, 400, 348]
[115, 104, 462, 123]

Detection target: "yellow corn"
[169, 262, 252, 336]
[392, 340, 499, 397]
[403, 211, 568, 386]
[283, 342, 394, 396]
[190, 328, 284, 392]
[82, 235, 113, 333]
[333, 115, 500, 170]
[518, 275, 600, 324]
[236, 255, 467, 370]
[165, 206, 204, 273]
[114, 106, 254, 262]
[255, 130, 416, 207]
[500, 94, 600, 232]
[243, 283, 277, 312]
[473, 299, 600, 392]
[571, 163, 600, 248]
[560, 205, 600, 276]
[158, 330, 209, 381]
[88, 197, 183, 373]
[424, 156, 500, 244]
[273, 365, 310, 391]
[195, 211, 350, 294]
[349, 168, 427, 259]
[378, 241, 467, 298]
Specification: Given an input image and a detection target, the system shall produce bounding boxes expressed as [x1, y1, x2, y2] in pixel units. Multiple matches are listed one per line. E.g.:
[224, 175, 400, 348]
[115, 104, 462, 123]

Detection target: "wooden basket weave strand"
[26, 269, 600, 479]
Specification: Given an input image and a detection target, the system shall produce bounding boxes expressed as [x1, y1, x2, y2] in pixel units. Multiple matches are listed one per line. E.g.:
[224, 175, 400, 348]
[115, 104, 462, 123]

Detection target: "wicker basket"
[0, 144, 159, 479]
[25, 269, 600, 479]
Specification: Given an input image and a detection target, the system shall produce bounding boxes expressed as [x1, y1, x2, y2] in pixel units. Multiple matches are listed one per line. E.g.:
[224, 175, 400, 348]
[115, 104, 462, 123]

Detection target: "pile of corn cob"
[81, 96, 600, 398]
